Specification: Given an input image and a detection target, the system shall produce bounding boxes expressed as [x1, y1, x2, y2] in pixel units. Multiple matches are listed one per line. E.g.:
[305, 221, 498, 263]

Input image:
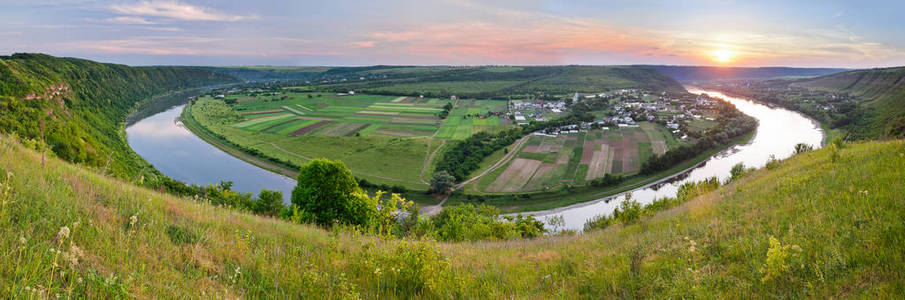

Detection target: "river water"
[126, 89, 823, 228]
[126, 104, 297, 202]
[531, 88, 824, 230]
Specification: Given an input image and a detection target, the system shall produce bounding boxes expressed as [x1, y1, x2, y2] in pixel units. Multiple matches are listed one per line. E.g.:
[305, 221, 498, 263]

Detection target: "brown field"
[652, 141, 667, 155]
[585, 144, 613, 180]
[486, 158, 542, 192]
[522, 145, 540, 153]
[318, 122, 371, 136]
[524, 163, 555, 190]
[316, 103, 329, 108]
[289, 121, 331, 136]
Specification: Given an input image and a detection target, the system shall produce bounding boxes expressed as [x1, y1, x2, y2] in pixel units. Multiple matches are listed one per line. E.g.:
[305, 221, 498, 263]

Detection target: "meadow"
[2, 133, 901, 298]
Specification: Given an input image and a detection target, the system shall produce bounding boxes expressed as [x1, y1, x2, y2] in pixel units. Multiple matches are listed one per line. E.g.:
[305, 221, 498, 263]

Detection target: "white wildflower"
[57, 226, 70, 240]
[129, 215, 138, 227]
[19, 236, 26, 245]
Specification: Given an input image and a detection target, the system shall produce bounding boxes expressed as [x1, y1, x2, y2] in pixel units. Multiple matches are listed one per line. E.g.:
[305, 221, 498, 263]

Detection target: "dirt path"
[419, 139, 446, 184]
[421, 136, 529, 216]
[457, 136, 529, 189]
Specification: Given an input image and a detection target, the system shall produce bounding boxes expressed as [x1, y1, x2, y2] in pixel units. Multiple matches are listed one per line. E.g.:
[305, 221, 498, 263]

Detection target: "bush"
[253, 189, 284, 217]
[291, 158, 376, 227]
[793, 143, 814, 154]
[430, 204, 546, 241]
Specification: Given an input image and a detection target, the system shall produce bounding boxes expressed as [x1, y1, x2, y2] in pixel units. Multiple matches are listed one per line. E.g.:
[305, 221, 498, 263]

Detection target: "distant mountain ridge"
[643, 65, 848, 81]
[0, 53, 239, 177]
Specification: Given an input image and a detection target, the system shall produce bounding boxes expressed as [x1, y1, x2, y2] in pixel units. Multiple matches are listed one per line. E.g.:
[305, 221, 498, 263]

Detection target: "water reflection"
[126, 105, 297, 203]
[534, 89, 824, 231]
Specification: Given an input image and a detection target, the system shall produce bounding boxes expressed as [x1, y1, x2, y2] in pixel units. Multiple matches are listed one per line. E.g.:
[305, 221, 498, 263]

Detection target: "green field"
[188, 93, 514, 190]
[475, 123, 685, 193]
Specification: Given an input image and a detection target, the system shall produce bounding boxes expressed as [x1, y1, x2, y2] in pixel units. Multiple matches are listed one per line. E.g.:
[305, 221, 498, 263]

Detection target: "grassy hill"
[211, 65, 688, 97]
[793, 67, 905, 138]
[0, 53, 238, 179]
[1, 130, 902, 298]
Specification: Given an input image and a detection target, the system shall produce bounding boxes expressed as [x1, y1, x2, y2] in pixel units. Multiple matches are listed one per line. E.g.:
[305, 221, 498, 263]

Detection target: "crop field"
[477, 123, 683, 193]
[219, 92, 510, 140]
[189, 93, 515, 189]
[222, 92, 449, 138]
[434, 99, 511, 139]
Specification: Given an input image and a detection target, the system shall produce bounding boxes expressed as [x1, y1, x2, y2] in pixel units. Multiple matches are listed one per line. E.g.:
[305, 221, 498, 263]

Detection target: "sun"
[712, 48, 734, 63]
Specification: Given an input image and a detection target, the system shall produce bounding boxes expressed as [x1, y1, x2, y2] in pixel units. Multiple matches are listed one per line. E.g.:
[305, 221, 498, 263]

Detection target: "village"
[510, 88, 722, 140]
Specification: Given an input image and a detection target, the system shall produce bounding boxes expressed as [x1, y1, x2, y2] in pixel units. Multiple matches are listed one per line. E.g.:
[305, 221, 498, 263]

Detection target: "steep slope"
[793, 67, 905, 138]
[0, 53, 238, 178]
[1, 132, 902, 298]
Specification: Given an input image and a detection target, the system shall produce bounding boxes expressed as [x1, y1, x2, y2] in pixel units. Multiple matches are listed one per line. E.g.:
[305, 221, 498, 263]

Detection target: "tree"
[291, 158, 376, 226]
[430, 171, 456, 195]
[255, 189, 284, 217]
[794, 143, 814, 154]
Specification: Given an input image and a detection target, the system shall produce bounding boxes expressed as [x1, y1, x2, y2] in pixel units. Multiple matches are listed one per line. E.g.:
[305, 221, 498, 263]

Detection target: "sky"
[1, 0, 904, 68]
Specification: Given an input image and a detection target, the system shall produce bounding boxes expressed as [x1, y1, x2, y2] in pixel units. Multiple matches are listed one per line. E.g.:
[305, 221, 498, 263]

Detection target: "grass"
[1, 133, 902, 298]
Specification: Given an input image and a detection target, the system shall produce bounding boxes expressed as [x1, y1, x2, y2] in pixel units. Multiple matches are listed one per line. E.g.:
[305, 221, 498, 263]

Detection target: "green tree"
[291, 158, 376, 226]
[254, 189, 284, 217]
[430, 171, 456, 195]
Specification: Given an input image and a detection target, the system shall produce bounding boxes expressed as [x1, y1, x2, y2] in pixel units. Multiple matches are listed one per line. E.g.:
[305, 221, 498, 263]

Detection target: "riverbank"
[693, 86, 833, 146]
[180, 95, 755, 214]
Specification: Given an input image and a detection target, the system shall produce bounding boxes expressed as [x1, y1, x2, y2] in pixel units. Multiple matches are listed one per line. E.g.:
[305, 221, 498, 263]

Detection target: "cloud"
[349, 41, 375, 48]
[105, 16, 157, 24]
[109, 1, 247, 22]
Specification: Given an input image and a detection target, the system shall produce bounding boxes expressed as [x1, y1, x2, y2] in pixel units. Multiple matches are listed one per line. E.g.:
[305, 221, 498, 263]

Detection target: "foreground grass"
[0, 134, 903, 298]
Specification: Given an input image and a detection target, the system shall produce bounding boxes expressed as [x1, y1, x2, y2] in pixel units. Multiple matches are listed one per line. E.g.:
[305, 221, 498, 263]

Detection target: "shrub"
[793, 143, 814, 154]
[291, 158, 376, 227]
[253, 189, 284, 217]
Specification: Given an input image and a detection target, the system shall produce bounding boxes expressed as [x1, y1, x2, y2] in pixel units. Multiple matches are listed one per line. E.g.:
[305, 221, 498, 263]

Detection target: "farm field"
[474, 123, 684, 193]
[220, 92, 511, 139]
[187, 92, 514, 190]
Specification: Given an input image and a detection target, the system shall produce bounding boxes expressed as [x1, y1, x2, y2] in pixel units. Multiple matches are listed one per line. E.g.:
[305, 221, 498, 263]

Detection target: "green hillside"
[0, 53, 238, 179]
[215, 65, 688, 97]
[793, 67, 905, 138]
[1, 131, 902, 298]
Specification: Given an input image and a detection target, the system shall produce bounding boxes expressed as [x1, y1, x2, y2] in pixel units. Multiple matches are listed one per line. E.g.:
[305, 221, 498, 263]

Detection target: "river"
[531, 88, 824, 230]
[126, 104, 297, 202]
[125, 88, 823, 228]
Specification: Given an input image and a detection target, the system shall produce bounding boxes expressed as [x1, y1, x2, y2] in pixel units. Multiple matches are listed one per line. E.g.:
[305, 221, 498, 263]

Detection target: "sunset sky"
[2, 0, 904, 67]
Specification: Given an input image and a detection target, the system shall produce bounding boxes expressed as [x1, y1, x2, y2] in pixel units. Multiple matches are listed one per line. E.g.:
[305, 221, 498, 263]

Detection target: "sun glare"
[712, 48, 734, 63]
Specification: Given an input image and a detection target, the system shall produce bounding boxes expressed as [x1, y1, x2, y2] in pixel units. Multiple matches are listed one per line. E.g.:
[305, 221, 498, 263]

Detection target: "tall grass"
[0, 134, 903, 298]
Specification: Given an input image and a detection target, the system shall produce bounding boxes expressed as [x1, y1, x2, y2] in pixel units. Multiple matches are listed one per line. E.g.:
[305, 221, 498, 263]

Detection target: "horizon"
[2, 1, 905, 68]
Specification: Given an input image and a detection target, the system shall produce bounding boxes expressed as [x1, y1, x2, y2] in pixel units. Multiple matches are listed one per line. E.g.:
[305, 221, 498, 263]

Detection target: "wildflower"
[77, 277, 83, 284]
[374, 268, 381, 275]
[72, 221, 80, 228]
[858, 190, 868, 196]
[19, 236, 26, 245]
[689, 245, 696, 253]
[57, 226, 70, 240]
[129, 215, 138, 227]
